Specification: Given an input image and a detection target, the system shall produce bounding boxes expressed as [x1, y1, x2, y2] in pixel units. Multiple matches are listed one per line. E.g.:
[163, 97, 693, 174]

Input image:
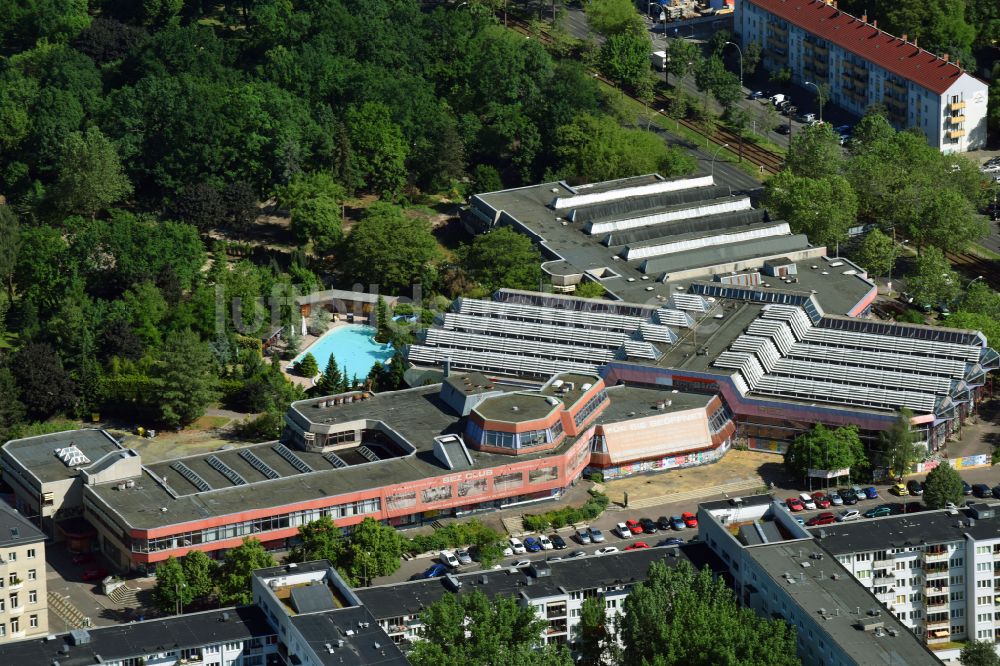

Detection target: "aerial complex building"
[734, 0, 988, 152]
[0, 503, 47, 644]
[1, 173, 994, 576]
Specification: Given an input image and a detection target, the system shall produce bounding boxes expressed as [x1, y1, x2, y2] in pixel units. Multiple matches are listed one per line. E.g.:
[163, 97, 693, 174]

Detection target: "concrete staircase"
[48, 592, 91, 629]
[501, 515, 525, 536]
[108, 584, 139, 606]
[608, 478, 766, 511]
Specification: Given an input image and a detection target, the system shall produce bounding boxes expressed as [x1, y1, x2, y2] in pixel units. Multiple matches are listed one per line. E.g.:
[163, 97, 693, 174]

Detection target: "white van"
[439, 550, 460, 568]
[770, 93, 786, 105]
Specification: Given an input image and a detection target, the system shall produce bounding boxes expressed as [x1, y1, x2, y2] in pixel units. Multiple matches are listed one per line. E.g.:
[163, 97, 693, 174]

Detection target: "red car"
[625, 541, 650, 550]
[681, 512, 698, 528]
[71, 552, 94, 564]
[786, 497, 804, 512]
[625, 519, 643, 536]
[82, 568, 108, 582]
[812, 492, 831, 509]
[806, 512, 837, 526]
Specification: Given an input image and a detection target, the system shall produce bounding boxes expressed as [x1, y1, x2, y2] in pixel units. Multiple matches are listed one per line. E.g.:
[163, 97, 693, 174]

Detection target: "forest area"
[0, 0, 698, 442]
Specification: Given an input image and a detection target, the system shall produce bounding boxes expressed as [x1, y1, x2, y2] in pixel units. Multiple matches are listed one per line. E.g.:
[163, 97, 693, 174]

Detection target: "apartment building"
[0, 503, 47, 643]
[355, 545, 722, 651]
[736, 0, 989, 152]
[809, 503, 1000, 661]
[699, 496, 941, 666]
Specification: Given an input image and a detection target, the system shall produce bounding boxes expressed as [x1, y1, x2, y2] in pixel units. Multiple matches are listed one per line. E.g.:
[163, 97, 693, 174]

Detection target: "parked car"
[589, 528, 606, 543]
[890, 483, 909, 496]
[905, 501, 924, 513]
[991, 485, 1000, 500]
[512, 560, 532, 568]
[660, 537, 685, 546]
[83, 567, 109, 582]
[550, 534, 567, 550]
[615, 522, 632, 539]
[776, 124, 791, 135]
[569, 550, 587, 559]
[456, 549, 472, 565]
[681, 512, 698, 528]
[639, 518, 659, 534]
[657, 516, 672, 531]
[595, 547, 620, 555]
[502, 546, 514, 557]
[812, 492, 831, 509]
[786, 497, 804, 512]
[864, 486, 880, 500]
[625, 519, 643, 536]
[839, 488, 858, 505]
[72, 552, 95, 564]
[524, 537, 542, 553]
[423, 563, 448, 578]
[538, 534, 553, 550]
[797, 112, 816, 123]
[837, 509, 861, 522]
[828, 490, 843, 506]
[577, 528, 593, 544]
[889, 503, 905, 515]
[851, 484, 866, 499]
[962, 481, 973, 496]
[799, 492, 817, 510]
[806, 512, 837, 526]
[907, 480, 924, 496]
[864, 505, 892, 518]
[749, 90, 764, 100]
[973, 483, 991, 498]
[670, 515, 686, 530]
[547, 555, 563, 562]
[439, 550, 460, 568]
[625, 542, 650, 550]
[509, 537, 526, 554]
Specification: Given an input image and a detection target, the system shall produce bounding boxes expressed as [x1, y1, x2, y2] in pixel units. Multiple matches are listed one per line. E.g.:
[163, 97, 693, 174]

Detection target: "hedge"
[521, 490, 609, 532]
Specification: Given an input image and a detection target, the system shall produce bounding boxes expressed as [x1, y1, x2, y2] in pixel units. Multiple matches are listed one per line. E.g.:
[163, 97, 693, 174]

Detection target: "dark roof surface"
[290, 607, 409, 666]
[357, 544, 723, 619]
[0, 606, 272, 666]
[291, 583, 338, 614]
[0, 503, 45, 547]
[747, 0, 969, 94]
[3, 428, 122, 484]
[810, 507, 1000, 555]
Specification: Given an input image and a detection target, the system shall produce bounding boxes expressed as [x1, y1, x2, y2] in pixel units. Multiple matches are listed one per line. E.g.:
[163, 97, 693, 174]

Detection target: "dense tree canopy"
[618, 560, 799, 666]
[923, 462, 965, 509]
[460, 227, 542, 293]
[784, 424, 867, 480]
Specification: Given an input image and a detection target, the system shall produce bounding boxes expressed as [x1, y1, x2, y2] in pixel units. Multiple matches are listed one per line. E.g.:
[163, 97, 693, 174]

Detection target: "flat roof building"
[698, 495, 941, 666]
[736, 0, 988, 152]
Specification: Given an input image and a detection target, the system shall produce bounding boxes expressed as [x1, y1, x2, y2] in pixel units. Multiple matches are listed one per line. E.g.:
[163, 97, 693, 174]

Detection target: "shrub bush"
[521, 490, 609, 531]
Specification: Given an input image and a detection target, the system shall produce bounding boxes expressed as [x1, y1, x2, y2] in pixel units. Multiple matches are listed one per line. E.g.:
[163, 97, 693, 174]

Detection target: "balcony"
[950, 101, 966, 112]
[948, 115, 966, 125]
[927, 630, 951, 645]
[6, 581, 23, 592]
[873, 575, 895, 586]
[872, 559, 893, 570]
[948, 129, 967, 139]
[924, 549, 949, 563]
[876, 590, 895, 603]
[546, 605, 567, 620]
[886, 79, 906, 94]
[769, 22, 788, 35]
[924, 596, 948, 609]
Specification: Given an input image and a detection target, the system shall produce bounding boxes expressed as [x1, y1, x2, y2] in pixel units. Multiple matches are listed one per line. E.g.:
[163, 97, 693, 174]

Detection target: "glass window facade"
[573, 390, 609, 428]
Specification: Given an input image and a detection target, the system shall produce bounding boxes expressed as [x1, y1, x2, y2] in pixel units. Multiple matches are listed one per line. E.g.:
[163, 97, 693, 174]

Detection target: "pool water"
[293, 325, 394, 380]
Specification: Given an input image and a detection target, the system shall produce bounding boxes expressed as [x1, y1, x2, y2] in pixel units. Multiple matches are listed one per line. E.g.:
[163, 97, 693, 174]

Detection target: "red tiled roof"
[746, 0, 965, 95]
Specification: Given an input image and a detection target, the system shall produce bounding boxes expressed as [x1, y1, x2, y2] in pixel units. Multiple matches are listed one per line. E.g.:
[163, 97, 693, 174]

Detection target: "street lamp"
[969, 275, 985, 289]
[723, 41, 743, 90]
[710, 143, 730, 179]
[804, 81, 822, 123]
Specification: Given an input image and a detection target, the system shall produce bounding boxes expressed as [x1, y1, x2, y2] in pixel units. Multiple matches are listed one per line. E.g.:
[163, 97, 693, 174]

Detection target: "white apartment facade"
[810, 503, 1000, 661]
[736, 0, 989, 153]
[0, 505, 47, 644]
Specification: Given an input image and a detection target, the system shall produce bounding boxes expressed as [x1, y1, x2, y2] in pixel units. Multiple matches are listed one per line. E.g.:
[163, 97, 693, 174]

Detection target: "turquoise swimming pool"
[293, 325, 394, 379]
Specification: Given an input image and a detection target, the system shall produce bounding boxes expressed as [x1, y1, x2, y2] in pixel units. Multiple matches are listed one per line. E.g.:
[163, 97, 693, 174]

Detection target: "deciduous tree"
[341, 203, 440, 292]
[763, 171, 857, 249]
[923, 460, 965, 510]
[584, 0, 645, 37]
[218, 538, 276, 606]
[288, 515, 345, 564]
[784, 424, 867, 480]
[51, 127, 133, 218]
[577, 596, 611, 666]
[619, 560, 798, 666]
[907, 247, 960, 308]
[153, 556, 193, 613]
[877, 409, 919, 479]
[854, 229, 899, 282]
[13, 342, 76, 420]
[182, 549, 217, 603]
[460, 227, 542, 293]
[785, 123, 843, 179]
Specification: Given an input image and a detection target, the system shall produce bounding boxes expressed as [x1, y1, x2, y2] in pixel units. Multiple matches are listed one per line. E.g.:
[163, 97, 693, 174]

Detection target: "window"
[978, 595, 992, 606]
[26, 549, 35, 560]
[7, 573, 15, 585]
[9, 593, 17, 608]
[28, 615, 37, 628]
[6, 552, 14, 563]
[951, 608, 964, 619]
[26, 570, 35, 581]
[0, 623, 5, 637]
[10, 618, 18, 632]
[28, 591, 36, 604]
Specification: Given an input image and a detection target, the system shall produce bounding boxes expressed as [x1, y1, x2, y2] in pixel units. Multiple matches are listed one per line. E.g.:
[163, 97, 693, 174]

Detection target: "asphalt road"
[371, 462, 1000, 586]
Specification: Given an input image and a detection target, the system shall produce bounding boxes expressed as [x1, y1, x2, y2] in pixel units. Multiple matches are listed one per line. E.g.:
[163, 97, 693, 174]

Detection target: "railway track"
[507, 18, 785, 176]
[944, 250, 1000, 290]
